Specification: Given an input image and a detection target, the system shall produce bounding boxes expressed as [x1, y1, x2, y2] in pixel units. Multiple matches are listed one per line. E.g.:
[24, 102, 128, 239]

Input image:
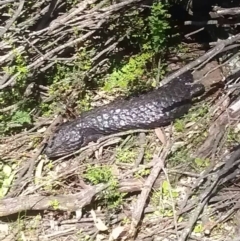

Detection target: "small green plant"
[104, 178, 126, 210]
[11, 110, 31, 125]
[84, 165, 113, 185]
[194, 157, 210, 169]
[122, 217, 131, 225]
[43, 45, 92, 115]
[3, 49, 28, 84]
[0, 44, 32, 135]
[0, 162, 17, 197]
[1, 53, 28, 106]
[168, 147, 190, 166]
[103, 52, 153, 92]
[84, 165, 126, 210]
[76, 92, 93, 112]
[173, 103, 209, 133]
[74, 47, 92, 73]
[143, 143, 156, 163]
[46, 161, 54, 170]
[227, 127, 240, 146]
[147, 1, 170, 53]
[134, 168, 151, 178]
[103, 1, 170, 93]
[115, 147, 137, 164]
[193, 222, 204, 233]
[49, 199, 60, 210]
[174, 119, 186, 132]
[48, 64, 73, 97]
[0, 109, 32, 134]
[151, 180, 179, 217]
[189, 104, 209, 121]
[161, 180, 179, 198]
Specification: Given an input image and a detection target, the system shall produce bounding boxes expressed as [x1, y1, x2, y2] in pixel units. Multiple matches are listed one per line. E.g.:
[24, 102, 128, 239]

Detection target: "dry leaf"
[109, 226, 125, 240]
[0, 223, 9, 234]
[75, 209, 82, 219]
[35, 158, 45, 184]
[154, 127, 166, 145]
[37, 126, 47, 133]
[91, 210, 108, 231]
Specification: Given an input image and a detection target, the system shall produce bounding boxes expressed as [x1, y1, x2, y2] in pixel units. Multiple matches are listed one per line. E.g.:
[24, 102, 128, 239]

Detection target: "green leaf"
[3, 165, 12, 177]
[194, 223, 204, 233]
[11, 110, 31, 125]
[162, 180, 169, 192]
[0, 164, 16, 198]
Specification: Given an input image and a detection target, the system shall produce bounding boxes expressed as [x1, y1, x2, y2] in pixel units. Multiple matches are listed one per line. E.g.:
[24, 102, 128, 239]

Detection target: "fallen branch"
[0, 174, 165, 217]
[0, 184, 108, 217]
[130, 142, 171, 237]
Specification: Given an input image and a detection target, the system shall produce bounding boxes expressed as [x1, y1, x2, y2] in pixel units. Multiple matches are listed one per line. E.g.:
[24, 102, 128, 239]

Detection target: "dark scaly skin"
[44, 71, 205, 158]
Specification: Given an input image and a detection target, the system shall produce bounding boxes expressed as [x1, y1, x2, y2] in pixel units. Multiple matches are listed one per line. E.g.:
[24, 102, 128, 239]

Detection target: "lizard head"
[44, 121, 84, 158]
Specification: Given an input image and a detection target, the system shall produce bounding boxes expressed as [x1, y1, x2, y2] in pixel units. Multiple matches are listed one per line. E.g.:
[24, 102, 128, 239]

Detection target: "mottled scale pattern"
[44, 71, 205, 158]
